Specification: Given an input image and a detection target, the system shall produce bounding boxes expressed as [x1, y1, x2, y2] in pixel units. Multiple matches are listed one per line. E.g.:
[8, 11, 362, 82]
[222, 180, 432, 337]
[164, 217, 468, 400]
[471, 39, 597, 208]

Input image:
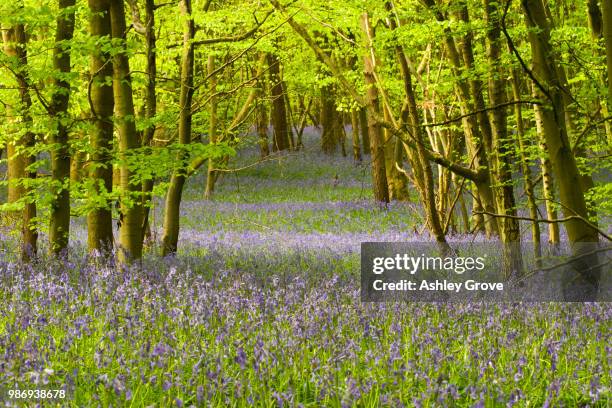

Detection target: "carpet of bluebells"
[0, 131, 610, 407]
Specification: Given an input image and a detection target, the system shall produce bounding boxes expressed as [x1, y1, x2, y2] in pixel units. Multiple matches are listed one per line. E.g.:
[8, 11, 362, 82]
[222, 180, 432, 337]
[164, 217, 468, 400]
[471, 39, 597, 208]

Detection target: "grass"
[0, 133, 610, 407]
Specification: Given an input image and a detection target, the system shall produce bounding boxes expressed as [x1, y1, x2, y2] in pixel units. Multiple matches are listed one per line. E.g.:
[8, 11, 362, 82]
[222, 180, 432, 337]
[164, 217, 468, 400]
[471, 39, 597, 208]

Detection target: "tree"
[521, 0, 600, 296]
[48, 0, 76, 256]
[361, 13, 389, 204]
[86, 0, 115, 253]
[161, 0, 195, 256]
[2, 1, 37, 260]
[268, 53, 291, 151]
[110, 0, 144, 262]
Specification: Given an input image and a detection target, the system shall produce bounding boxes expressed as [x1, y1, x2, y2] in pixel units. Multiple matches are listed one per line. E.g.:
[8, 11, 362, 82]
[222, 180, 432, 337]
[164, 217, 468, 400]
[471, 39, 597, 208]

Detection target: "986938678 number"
[8, 389, 66, 399]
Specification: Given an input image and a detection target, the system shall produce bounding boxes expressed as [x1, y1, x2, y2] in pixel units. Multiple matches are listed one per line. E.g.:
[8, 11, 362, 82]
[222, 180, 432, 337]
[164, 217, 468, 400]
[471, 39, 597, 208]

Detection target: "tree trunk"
[510, 68, 542, 262]
[2, 15, 38, 260]
[48, 0, 76, 256]
[588, 0, 603, 38]
[384, 3, 447, 244]
[338, 114, 347, 157]
[320, 85, 337, 154]
[382, 106, 408, 200]
[205, 55, 218, 199]
[161, 0, 194, 256]
[351, 110, 361, 161]
[284, 92, 296, 150]
[484, 0, 522, 278]
[423, 0, 499, 237]
[361, 13, 389, 203]
[70, 150, 85, 183]
[257, 100, 270, 157]
[140, 0, 157, 245]
[111, 0, 144, 262]
[87, 0, 114, 253]
[268, 53, 290, 151]
[358, 108, 370, 155]
[533, 91, 560, 244]
[523, 0, 600, 297]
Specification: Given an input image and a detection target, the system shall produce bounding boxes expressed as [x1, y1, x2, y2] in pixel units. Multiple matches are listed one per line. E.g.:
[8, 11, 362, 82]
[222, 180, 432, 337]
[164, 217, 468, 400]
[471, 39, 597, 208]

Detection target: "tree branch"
[192, 10, 273, 46]
[474, 210, 612, 241]
[423, 100, 542, 127]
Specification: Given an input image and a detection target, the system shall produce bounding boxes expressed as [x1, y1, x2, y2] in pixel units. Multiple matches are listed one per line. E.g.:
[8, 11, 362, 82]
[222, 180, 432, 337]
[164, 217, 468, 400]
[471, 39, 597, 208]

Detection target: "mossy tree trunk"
[87, 0, 114, 253]
[320, 85, 338, 154]
[161, 0, 194, 256]
[2, 9, 38, 260]
[110, 0, 144, 262]
[140, 0, 157, 244]
[361, 13, 389, 203]
[423, 0, 499, 237]
[484, 0, 522, 277]
[385, 2, 447, 245]
[268, 53, 290, 151]
[522, 0, 600, 296]
[48, 0, 76, 256]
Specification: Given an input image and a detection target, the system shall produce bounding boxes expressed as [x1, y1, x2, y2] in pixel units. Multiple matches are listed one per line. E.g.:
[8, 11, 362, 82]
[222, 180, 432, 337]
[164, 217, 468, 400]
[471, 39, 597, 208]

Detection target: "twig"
[423, 100, 542, 127]
[474, 210, 611, 241]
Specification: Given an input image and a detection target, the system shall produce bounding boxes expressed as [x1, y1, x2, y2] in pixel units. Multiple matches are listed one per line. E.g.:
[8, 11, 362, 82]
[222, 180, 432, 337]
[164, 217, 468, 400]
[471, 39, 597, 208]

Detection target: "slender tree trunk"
[361, 13, 389, 203]
[382, 106, 408, 200]
[161, 0, 194, 256]
[141, 0, 157, 244]
[203, 53, 268, 194]
[457, 1, 493, 157]
[383, 107, 396, 199]
[258, 100, 270, 157]
[351, 110, 361, 161]
[338, 114, 347, 157]
[384, 3, 447, 244]
[510, 69, 542, 261]
[205, 55, 218, 199]
[284, 91, 296, 150]
[2, 15, 37, 260]
[111, 0, 144, 262]
[394, 138, 409, 200]
[484, 0, 522, 278]
[533, 92, 560, 244]
[87, 0, 114, 253]
[48, 0, 76, 255]
[296, 96, 310, 149]
[359, 108, 370, 155]
[423, 0, 498, 237]
[454, 3, 496, 236]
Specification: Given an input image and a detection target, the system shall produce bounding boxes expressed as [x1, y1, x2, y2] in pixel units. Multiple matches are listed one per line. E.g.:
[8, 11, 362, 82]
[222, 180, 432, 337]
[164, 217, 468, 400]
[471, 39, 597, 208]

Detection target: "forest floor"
[0, 131, 610, 406]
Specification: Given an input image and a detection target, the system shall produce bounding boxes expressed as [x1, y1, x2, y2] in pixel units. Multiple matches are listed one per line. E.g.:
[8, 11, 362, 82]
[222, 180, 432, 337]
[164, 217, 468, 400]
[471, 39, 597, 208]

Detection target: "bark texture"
[48, 0, 76, 255]
[111, 0, 144, 262]
[161, 0, 194, 256]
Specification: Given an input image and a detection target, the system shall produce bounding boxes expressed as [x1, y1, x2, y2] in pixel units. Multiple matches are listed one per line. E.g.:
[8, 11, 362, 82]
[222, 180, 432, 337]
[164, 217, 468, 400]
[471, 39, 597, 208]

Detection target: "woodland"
[0, 0, 610, 405]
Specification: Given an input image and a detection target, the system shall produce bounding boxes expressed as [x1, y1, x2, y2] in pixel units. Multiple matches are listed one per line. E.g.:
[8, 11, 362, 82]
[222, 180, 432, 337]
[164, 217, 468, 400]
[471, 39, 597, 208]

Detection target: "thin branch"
[501, 0, 554, 104]
[423, 100, 542, 127]
[192, 10, 273, 46]
[474, 210, 611, 241]
[193, 10, 296, 90]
